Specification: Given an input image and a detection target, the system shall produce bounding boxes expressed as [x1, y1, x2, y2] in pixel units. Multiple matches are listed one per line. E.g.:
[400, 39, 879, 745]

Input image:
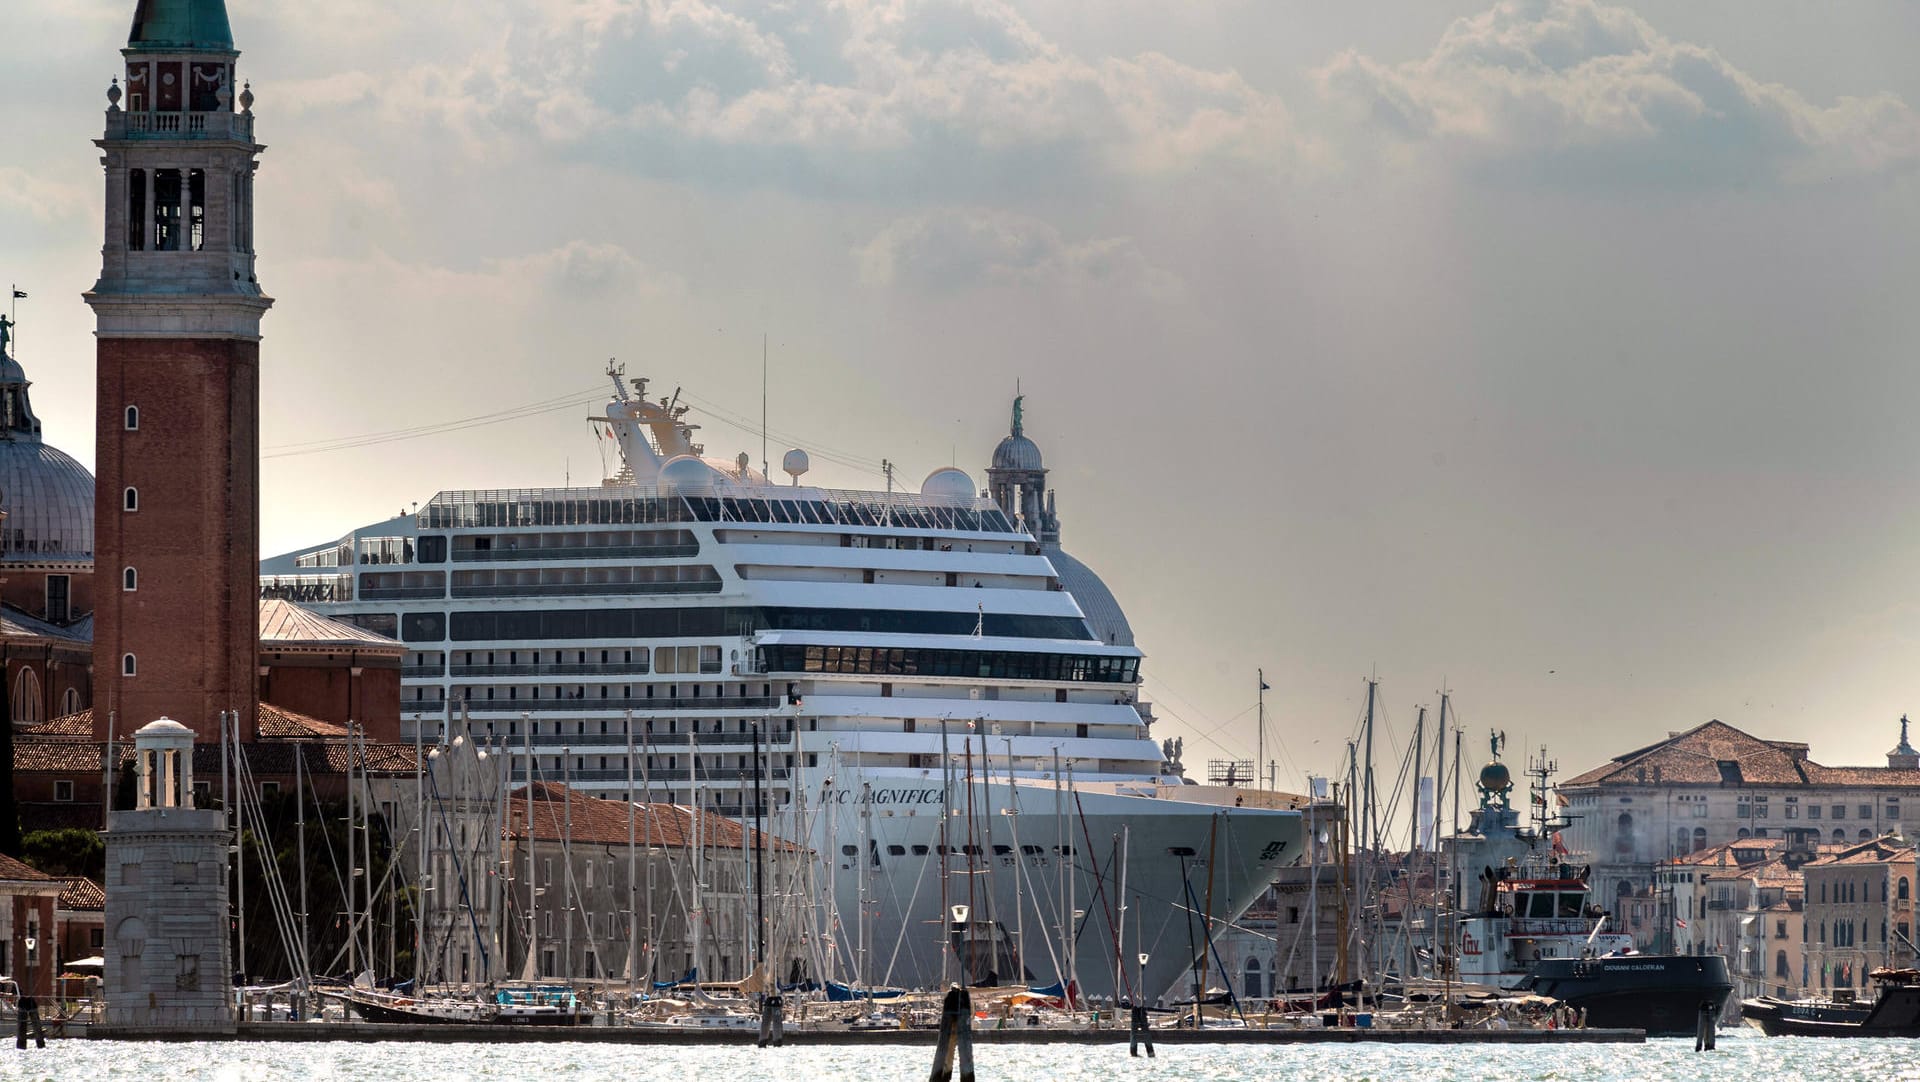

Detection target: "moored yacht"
[261, 367, 1304, 1001]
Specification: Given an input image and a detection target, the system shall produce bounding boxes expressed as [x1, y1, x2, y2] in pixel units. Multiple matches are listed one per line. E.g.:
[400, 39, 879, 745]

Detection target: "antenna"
[882, 459, 895, 494]
[761, 332, 769, 484]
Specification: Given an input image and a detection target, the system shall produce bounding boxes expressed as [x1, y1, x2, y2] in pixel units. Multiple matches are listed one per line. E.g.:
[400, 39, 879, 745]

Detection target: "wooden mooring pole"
[1128, 1003, 1155, 1058]
[929, 986, 975, 1082]
[757, 994, 785, 1048]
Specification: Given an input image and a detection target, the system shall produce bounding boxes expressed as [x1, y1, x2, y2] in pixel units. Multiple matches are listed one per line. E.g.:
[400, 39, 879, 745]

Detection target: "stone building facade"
[1561, 718, 1920, 922]
[1801, 836, 1917, 996]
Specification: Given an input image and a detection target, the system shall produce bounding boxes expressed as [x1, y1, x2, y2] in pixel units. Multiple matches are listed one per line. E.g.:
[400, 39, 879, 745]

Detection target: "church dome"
[991, 433, 1044, 472]
[0, 443, 95, 563]
[1046, 546, 1135, 648]
[0, 332, 95, 563]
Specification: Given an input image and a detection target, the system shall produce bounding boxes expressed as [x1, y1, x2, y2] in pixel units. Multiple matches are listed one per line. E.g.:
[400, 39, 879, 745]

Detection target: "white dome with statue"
[0, 314, 95, 564]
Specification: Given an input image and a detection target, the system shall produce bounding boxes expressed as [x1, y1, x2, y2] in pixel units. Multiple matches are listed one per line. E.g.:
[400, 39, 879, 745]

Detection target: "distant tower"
[85, 0, 270, 743]
[986, 395, 1058, 544]
[102, 718, 234, 1033]
[1890, 715, 1918, 770]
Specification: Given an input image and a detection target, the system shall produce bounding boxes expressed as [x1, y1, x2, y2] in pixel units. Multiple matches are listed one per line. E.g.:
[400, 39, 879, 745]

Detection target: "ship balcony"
[507, 765, 791, 783]
[453, 543, 701, 562]
[401, 663, 445, 679]
[404, 721, 794, 747]
[448, 662, 655, 678]
[449, 695, 782, 713]
[107, 108, 255, 141]
[359, 586, 446, 600]
[448, 580, 721, 599]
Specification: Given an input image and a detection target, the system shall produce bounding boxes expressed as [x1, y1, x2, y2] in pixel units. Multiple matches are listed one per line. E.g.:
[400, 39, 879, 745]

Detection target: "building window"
[1809, 805, 1822, 820]
[123, 566, 138, 591]
[52, 780, 73, 802]
[61, 687, 78, 716]
[124, 487, 139, 512]
[1860, 805, 1873, 820]
[1784, 798, 1798, 820]
[11, 668, 41, 726]
[125, 405, 139, 430]
[1833, 805, 1846, 820]
[122, 653, 137, 677]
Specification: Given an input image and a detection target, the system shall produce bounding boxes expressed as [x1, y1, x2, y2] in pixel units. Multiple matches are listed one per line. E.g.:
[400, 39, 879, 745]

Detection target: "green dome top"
[127, 0, 234, 52]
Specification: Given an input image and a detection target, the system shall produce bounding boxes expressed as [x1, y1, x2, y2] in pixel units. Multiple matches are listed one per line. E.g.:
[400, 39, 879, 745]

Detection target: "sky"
[5, 0, 1920, 798]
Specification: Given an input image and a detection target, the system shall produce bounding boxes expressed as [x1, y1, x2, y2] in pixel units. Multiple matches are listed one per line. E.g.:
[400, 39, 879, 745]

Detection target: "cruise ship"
[261, 368, 1303, 1002]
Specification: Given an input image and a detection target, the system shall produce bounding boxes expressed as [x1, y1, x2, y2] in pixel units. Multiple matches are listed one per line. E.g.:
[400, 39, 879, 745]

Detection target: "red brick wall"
[11, 895, 56, 999]
[260, 660, 402, 742]
[92, 337, 259, 744]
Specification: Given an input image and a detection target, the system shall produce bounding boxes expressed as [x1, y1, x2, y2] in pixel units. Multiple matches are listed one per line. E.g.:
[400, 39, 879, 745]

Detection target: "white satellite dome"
[659, 454, 721, 492]
[920, 467, 976, 502]
[782, 448, 811, 485]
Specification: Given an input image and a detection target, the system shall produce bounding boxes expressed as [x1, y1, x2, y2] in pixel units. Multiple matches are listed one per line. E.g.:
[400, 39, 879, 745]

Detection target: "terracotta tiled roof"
[1805, 837, 1913, 867]
[1565, 718, 1919, 790]
[22, 710, 93, 737]
[0, 853, 54, 883]
[13, 740, 104, 772]
[259, 599, 404, 654]
[506, 782, 800, 852]
[256, 704, 350, 739]
[57, 877, 104, 911]
[14, 737, 417, 777]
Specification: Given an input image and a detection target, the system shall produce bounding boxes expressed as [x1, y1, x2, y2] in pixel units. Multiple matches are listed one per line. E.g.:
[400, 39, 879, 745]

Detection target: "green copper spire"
[126, 0, 235, 52]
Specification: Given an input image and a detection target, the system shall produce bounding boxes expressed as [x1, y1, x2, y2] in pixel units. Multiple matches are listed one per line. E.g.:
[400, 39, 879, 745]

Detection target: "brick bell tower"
[85, 0, 269, 744]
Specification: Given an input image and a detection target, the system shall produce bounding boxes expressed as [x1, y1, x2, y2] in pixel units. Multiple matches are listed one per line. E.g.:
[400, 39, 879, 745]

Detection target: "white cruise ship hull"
[801, 771, 1302, 1003]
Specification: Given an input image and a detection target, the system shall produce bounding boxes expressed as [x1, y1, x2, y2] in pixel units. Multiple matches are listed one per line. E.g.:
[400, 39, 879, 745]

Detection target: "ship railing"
[359, 586, 446, 600]
[506, 765, 791, 783]
[448, 663, 655, 678]
[405, 726, 793, 748]
[452, 544, 701, 562]
[400, 664, 445, 679]
[448, 696, 782, 714]
[1508, 918, 1593, 936]
[448, 581, 720, 599]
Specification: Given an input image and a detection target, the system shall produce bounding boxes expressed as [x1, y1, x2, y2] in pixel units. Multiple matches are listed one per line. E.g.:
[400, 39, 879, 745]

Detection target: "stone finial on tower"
[1890, 714, 1918, 770]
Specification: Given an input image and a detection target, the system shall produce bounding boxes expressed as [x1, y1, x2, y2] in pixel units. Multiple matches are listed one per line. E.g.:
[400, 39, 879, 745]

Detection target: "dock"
[75, 1022, 1645, 1044]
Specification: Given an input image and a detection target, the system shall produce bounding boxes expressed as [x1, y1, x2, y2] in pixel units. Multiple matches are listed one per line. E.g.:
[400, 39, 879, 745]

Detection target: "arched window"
[1900, 877, 1910, 901]
[1692, 826, 1707, 852]
[1861, 829, 1874, 842]
[1776, 950, 1789, 978]
[1834, 828, 1847, 844]
[123, 487, 138, 512]
[1884, 878, 1890, 902]
[1244, 958, 1263, 1001]
[121, 653, 137, 677]
[124, 405, 139, 430]
[1676, 828, 1690, 855]
[1737, 827, 1751, 839]
[11, 668, 41, 725]
[60, 687, 78, 716]
[1615, 812, 1634, 855]
[123, 566, 137, 592]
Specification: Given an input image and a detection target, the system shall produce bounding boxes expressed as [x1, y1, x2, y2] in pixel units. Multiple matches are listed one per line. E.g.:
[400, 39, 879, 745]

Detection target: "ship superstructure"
[262, 368, 1302, 1001]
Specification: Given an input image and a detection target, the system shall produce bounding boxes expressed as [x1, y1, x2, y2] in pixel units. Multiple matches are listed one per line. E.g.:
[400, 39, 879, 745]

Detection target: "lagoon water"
[0, 1033, 1906, 1082]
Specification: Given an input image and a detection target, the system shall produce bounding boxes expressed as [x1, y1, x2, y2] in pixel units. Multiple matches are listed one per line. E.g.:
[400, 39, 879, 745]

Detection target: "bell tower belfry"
[85, 0, 270, 743]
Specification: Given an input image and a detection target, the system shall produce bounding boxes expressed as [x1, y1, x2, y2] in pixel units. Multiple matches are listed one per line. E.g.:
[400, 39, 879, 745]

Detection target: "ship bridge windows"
[450, 564, 719, 599]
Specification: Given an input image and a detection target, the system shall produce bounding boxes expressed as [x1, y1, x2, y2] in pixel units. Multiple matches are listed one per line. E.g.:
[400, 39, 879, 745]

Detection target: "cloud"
[857, 208, 1179, 296]
[1317, 0, 1920, 184]
[0, 166, 86, 222]
[391, 0, 1296, 196]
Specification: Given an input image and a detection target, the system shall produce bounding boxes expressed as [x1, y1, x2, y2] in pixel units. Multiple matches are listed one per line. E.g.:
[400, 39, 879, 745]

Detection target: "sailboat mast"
[1257, 669, 1265, 791]
[626, 710, 637, 997]
[524, 713, 536, 979]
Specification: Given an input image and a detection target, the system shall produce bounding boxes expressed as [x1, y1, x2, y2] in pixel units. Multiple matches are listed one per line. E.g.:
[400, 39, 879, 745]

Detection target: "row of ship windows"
[842, 842, 1075, 860]
[344, 606, 1094, 644]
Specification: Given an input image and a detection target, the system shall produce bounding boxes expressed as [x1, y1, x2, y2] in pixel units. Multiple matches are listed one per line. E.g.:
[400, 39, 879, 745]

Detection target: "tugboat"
[1441, 737, 1733, 1036]
[1741, 968, 1920, 1037]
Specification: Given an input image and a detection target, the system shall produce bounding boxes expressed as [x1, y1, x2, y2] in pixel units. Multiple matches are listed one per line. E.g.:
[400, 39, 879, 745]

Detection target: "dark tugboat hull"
[1742, 986, 1920, 1037]
[1524, 956, 1733, 1037]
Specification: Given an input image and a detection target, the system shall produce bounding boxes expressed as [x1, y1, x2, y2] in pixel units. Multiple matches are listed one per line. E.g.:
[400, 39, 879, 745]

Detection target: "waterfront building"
[54, 877, 107, 977]
[0, 854, 62, 1002]
[1801, 835, 1917, 996]
[85, 0, 273, 744]
[1561, 718, 1920, 923]
[103, 718, 232, 1032]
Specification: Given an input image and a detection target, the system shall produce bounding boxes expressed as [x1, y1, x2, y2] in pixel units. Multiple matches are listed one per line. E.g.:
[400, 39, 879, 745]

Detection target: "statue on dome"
[0, 313, 12, 358]
[1011, 394, 1024, 437]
